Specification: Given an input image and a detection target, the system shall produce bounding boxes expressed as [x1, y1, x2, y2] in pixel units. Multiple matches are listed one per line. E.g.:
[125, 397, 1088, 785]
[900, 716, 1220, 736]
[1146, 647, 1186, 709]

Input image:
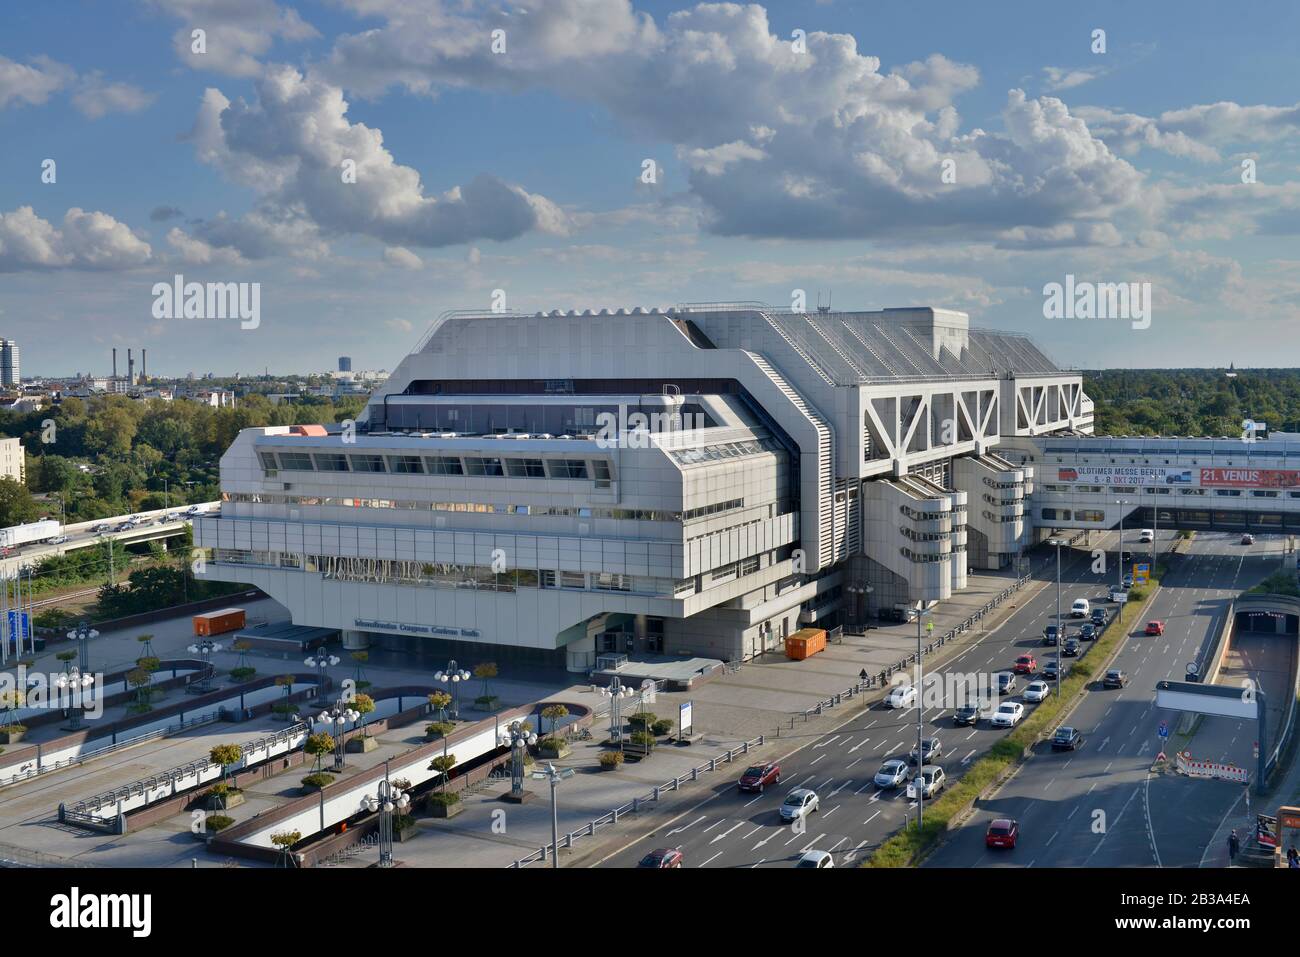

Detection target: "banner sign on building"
[1055, 466, 1194, 486]
[1200, 467, 1300, 489]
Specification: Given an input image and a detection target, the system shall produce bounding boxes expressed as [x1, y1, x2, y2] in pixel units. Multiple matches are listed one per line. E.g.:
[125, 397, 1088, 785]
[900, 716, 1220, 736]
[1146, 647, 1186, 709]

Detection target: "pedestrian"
[1288, 846, 1299, 869]
[1228, 828, 1240, 862]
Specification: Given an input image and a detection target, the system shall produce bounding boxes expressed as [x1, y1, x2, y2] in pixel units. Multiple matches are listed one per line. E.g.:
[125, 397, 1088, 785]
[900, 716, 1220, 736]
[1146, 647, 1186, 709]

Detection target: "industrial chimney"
[112, 348, 117, 379]
[127, 348, 134, 386]
[142, 349, 147, 381]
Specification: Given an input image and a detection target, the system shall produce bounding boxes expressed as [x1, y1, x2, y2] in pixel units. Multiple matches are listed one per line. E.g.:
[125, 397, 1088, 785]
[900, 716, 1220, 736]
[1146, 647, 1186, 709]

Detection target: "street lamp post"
[498, 720, 538, 799]
[56, 668, 95, 730]
[188, 638, 222, 692]
[319, 700, 360, 771]
[434, 660, 471, 719]
[362, 778, 409, 867]
[598, 677, 635, 750]
[1048, 538, 1063, 697]
[304, 650, 340, 705]
[1116, 498, 1129, 593]
[66, 621, 100, 674]
[914, 602, 933, 830]
[531, 762, 575, 869]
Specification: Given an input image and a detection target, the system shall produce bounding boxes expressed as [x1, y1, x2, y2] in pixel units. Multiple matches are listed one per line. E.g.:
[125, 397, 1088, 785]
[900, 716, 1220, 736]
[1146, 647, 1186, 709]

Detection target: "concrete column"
[340, 629, 370, 651]
[565, 633, 596, 673]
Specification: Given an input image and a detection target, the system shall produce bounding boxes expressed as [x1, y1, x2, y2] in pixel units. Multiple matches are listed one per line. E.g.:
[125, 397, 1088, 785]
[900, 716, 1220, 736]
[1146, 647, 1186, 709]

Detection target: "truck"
[0, 519, 62, 552]
[193, 608, 247, 637]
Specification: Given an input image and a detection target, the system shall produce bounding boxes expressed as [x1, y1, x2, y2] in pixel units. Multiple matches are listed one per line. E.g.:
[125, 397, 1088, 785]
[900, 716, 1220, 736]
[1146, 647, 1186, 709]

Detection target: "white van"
[1138, 529, 1154, 543]
[1070, 598, 1090, 618]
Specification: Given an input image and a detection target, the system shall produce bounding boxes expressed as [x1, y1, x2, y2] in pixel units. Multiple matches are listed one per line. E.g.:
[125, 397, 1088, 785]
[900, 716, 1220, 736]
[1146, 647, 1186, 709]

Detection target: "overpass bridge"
[0, 503, 220, 579]
[1000, 434, 1300, 542]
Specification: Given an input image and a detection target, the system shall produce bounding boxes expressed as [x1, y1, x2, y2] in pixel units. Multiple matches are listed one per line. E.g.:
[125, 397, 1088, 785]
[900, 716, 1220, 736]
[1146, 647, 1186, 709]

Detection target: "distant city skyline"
[2, 1, 1300, 371]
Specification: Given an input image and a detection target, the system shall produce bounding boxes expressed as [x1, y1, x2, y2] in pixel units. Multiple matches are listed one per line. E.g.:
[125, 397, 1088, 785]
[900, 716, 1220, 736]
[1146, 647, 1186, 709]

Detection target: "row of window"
[1039, 508, 1107, 522]
[669, 438, 784, 466]
[222, 490, 744, 524]
[899, 504, 950, 521]
[682, 498, 746, 521]
[982, 511, 1024, 524]
[259, 449, 611, 483]
[900, 526, 950, 542]
[900, 546, 964, 563]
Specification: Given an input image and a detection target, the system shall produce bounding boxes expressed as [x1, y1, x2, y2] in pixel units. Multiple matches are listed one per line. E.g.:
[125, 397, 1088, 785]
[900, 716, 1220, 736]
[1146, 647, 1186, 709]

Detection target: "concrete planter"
[538, 742, 571, 759]
[473, 698, 501, 713]
[0, 728, 26, 745]
[346, 735, 378, 753]
[394, 821, 419, 842]
[427, 799, 464, 819]
[208, 791, 246, 811]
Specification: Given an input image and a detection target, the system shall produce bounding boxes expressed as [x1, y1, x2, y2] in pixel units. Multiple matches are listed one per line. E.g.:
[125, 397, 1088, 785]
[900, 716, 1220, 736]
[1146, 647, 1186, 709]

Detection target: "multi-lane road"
[593, 529, 1160, 868]
[925, 530, 1294, 868]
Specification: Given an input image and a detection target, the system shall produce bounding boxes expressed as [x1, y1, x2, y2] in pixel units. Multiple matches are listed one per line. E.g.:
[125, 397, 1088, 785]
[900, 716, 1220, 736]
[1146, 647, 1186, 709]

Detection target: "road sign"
[1134, 563, 1150, 584]
[1156, 751, 1167, 762]
[926, 620, 934, 633]
[679, 701, 693, 737]
[1158, 723, 1169, 739]
[1253, 741, 1260, 758]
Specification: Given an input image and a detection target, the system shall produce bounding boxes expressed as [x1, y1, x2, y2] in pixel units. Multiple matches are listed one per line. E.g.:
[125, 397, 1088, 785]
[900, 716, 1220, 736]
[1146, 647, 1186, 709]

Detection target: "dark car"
[1242, 533, 1255, 545]
[986, 818, 1019, 849]
[1090, 608, 1107, 627]
[1062, 637, 1081, 657]
[738, 762, 781, 792]
[1041, 624, 1060, 647]
[1051, 726, 1085, 751]
[638, 848, 683, 868]
[953, 703, 981, 726]
[1078, 622, 1097, 640]
[1041, 658, 1061, 681]
[909, 737, 943, 765]
[1103, 669, 1129, 689]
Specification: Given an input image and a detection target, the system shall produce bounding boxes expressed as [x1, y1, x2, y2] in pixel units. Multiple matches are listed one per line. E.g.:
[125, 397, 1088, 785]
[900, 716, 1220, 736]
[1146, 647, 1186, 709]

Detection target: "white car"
[906, 765, 946, 800]
[794, 850, 835, 868]
[1023, 680, 1052, 703]
[1138, 529, 1154, 543]
[885, 685, 917, 709]
[779, 788, 820, 822]
[50, 536, 69, 545]
[874, 758, 910, 789]
[991, 702, 1025, 727]
[1070, 598, 1090, 618]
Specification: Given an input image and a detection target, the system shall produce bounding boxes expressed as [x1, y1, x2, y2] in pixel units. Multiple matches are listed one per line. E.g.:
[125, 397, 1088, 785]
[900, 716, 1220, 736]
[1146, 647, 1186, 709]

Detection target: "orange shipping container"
[193, 607, 246, 637]
[785, 627, 827, 661]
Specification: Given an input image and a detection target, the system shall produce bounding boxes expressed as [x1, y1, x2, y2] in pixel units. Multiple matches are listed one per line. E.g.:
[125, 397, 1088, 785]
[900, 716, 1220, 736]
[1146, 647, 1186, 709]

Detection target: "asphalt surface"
[593, 529, 1144, 869]
[923, 530, 1296, 869]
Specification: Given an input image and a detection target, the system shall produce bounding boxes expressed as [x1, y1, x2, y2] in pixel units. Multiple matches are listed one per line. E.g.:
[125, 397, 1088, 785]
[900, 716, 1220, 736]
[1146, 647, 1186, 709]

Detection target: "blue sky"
[2, 0, 1299, 376]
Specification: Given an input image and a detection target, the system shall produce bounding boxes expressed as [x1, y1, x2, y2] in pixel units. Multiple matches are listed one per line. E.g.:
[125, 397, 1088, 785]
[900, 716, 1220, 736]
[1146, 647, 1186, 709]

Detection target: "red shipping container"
[193, 608, 246, 637]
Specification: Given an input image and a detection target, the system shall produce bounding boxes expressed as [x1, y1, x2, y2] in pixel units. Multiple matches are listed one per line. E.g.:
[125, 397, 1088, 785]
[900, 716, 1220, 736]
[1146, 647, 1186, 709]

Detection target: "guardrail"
[790, 574, 1032, 724]
[62, 720, 309, 824]
[509, 734, 766, 868]
[0, 841, 99, 868]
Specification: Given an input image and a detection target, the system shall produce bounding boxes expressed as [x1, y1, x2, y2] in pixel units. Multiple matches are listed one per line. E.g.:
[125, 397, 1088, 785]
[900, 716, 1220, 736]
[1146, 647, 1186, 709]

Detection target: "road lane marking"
[667, 816, 706, 836]
[699, 851, 723, 867]
[815, 735, 841, 749]
[863, 810, 882, 826]
[710, 822, 744, 845]
[702, 819, 724, 833]
[961, 749, 977, 764]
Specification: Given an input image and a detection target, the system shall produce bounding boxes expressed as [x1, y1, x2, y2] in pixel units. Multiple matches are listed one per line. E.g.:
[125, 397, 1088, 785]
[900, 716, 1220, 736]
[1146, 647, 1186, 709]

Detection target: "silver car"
[779, 788, 820, 822]
[874, 758, 910, 789]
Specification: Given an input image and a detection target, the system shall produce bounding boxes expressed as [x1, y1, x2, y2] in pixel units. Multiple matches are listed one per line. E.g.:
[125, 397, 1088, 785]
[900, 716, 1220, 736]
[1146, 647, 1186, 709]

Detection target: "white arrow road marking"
[1098, 736, 1111, 751]
[849, 736, 872, 753]
[709, 822, 744, 845]
[799, 834, 827, 853]
[855, 780, 874, 794]
[667, 816, 706, 836]
[815, 735, 841, 749]
[844, 839, 870, 863]
[961, 748, 977, 764]
[698, 851, 723, 867]
[702, 819, 724, 833]
[752, 831, 779, 851]
[828, 778, 853, 797]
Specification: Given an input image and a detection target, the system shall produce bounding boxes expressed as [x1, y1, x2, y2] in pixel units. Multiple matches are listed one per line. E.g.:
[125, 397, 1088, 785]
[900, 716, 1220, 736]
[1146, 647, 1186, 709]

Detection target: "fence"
[0, 842, 99, 868]
[791, 574, 1032, 724]
[509, 734, 766, 868]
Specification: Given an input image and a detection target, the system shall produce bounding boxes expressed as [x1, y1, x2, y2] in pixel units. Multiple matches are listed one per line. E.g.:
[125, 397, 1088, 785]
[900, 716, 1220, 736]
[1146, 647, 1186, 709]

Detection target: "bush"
[301, 773, 334, 790]
[427, 791, 460, 807]
[651, 719, 674, 736]
[272, 702, 297, 716]
[627, 711, 656, 729]
[229, 666, 257, 681]
[210, 781, 232, 797]
[599, 751, 625, 768]
[425, 721, 454, 738]
[205, 814, 235, 833]
[538, 736, 567, 752]
[629, 730, 655, 747]
[475, 695, 499, 706]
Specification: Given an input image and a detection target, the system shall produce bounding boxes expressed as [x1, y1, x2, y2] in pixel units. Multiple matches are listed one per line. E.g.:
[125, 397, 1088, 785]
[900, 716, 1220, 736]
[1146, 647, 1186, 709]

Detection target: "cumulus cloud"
[71, 73, 156, 118]
[189, 66, 566, 250]
[383, 246, 422, 269]
[0, 54, 74, 109]
[165, 226, 244, 264]
[1042, 66, 1108, 92]
[320, 1, 1142, 244]
[1077, 101, 1300, 163]
[0, 206, 152, 271]
[145, 0, 319, 77]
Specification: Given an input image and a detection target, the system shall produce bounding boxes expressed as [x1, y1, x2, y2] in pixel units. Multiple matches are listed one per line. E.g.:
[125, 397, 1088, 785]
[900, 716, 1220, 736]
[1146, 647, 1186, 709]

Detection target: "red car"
[738, 762, 781, 792]
[1145, 620, 1166, 636]
[986, 818, 1019, 849]
[1013, 654, 1037, 675]
[637, 848, 683, 868]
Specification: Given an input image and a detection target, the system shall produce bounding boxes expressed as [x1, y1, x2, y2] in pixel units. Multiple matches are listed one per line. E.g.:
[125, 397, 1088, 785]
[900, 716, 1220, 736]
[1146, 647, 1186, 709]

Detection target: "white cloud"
[71, 73, 156, 118]
[0, 54, 74, 109]
[1042, 66, 1108, 92]
[165, 226, 245, 265]
[145, 0, 319, 77]
[383, 246, 422, 269]
[384, 317, 413, 333]
[189, 66, 567, 250]
[0, 206, 152, 271]
[1077, 101, 1300, 164]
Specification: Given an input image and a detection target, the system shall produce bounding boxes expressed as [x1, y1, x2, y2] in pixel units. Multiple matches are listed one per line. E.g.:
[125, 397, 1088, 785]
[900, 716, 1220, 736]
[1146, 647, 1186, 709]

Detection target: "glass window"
[592, 460, 612, 482]
[313, 453, 350, 472]
[349, 454, 387, 473]
[278, 452, 314, 471]
[257, 451, 278, 471]
[505, 458, 546, 478]
[465, 457, 505, 477]
[549, 459, 589, 480]
[388, 455, 425, 474]
[425, 456, 464, 475]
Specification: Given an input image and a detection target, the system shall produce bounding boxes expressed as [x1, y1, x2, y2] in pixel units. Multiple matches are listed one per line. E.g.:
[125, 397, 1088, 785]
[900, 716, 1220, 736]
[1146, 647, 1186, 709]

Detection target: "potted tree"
[126, 667, 154, 714]
[0, 690, 26, 744]
[349, 650, 371, 691]
[207, 743, 246, 809]
[345, 693, 378, 752]
[270, 830, 301, 866]
[427, 691, 452, 724]
[537, 704, 570, 757]
[229, 640, 256, 682]
[427, 754, 461, 818]
[272, 675, 297, 721]
[473, 662, 499, 712]
[304, 731, 334, 772]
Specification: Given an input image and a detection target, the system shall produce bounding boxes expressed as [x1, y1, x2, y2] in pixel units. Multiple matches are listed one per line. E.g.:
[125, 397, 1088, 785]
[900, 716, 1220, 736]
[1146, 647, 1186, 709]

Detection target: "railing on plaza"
[62, 720, 308, 822]
[789, 573, 1033, 724]
[0, 842, 99, 869]
[0, 710, 222, 790]
[508, 734, 767, 868]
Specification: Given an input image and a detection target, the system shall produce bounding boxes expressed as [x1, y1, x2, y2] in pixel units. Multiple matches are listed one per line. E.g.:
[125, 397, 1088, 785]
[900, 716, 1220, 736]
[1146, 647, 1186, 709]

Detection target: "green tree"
[0, 477, 40, 527]
[209, 743, 243, 783]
